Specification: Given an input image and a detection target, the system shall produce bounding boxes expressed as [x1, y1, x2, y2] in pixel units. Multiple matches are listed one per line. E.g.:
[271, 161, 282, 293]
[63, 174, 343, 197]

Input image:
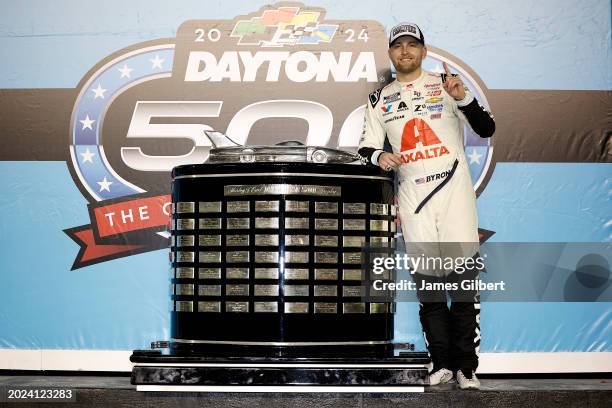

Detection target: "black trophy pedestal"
[130, 347, 430, 392]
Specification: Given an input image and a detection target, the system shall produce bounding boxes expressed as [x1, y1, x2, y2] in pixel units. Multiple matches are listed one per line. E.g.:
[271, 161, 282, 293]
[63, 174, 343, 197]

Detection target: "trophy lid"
[204, 132, 361, 164]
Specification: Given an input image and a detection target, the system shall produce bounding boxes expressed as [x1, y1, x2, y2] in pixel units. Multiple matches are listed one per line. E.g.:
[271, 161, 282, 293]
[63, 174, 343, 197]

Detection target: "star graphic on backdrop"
[468, 148, 483, 165]
[80, 148, 95, 163]
[97, 177, 113, 192]
[91, 83, 107, 99]
[150, 54, 164, 69]
[79, 115, 95, 130]
[118, 64, 133, 78]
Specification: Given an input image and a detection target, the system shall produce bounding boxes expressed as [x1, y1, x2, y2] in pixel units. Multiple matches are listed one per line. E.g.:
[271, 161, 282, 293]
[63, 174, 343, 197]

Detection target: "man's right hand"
[378, 152, 403, 171]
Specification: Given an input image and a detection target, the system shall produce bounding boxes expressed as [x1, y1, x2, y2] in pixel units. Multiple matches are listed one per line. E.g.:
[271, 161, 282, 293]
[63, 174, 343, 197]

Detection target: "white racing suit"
[358, 70, 495, 373]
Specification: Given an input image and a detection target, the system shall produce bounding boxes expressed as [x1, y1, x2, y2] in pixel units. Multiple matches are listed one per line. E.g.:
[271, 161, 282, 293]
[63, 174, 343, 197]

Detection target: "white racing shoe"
[428, 368, 454, 385]
[456, 370, 481, 390]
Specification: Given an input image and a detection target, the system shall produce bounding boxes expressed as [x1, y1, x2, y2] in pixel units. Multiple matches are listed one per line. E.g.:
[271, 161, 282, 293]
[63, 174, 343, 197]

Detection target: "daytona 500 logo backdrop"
[64, 2, 494, 269]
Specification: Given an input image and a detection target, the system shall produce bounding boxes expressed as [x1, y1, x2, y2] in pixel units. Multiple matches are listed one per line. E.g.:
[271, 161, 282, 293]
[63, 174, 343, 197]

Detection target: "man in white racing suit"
[358, 23, 495, 390]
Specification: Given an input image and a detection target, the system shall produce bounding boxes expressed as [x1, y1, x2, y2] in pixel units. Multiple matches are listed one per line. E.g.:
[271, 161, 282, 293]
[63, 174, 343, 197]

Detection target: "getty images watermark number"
[1, 387, 76, 402]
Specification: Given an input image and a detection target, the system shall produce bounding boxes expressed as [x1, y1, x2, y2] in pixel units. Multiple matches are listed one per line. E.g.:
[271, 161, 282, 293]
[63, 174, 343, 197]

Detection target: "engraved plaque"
[176, 202, 195, 213]
[170, 236, 175, 247]
[343, 203, 366, 215]
[314, 285, 337, 297]
[177, 219, 195, 230]
[370, 219, 388, 232]
[255, 234, 279, 246]
[370, 203, 389, 215]
[226, 301, 249, 313]
[199, 201, 222, 213]
[284, 302, 309, 313]
[284, 285, 309, 297]
[175, 301, 193, 312]
[255, 251, 279, 263]
[199, 235, 220, 246]
[314, 302, 337, 314]
[343, 236, 365, 247]
[343, 219, 366, 230]
[315, 219, 338, 230]
[285, 252, 309, 263]
[285, 268, 309, 280]
[226, 251, 249, 263]
[227, 267, 249, 279]
[343, 252, 362, 264]
[169, 251, 175, 263]
[198, 268, 221, 280]
[286, 217, 309, 229]
[343, 286, 365, 297]
[175, 284, 194, 296]
[198, 301, 221, 313]
[255, 284, 279, 296]
[255, 268, 279, 279]
[199, 285, 221, 296]
[315, 269, 338, 280]
[343, 303, 366, 313]
[315, 236, 338, 247]
[285, 235, 309, 246]
[227, 218, 249, 229]
[255, 302, 278, 313]
[391, 222, 397, 233]
[227, 201, 250, 213]
[170, 220, 175, 231]
[200, 251, 221, 263]
[226, 235, 249, 246]
[177, 251, 195, 263]
[199, 218, 221, 229]
[255, 217, 279, 229]
[343, 270, 363, 280]
[285, 200, 309, 212]
[226, 284, 249, 296]
[369, 236, 389, 245]
[391, 205, 398, 216]
[176, 267, 195, 279]
[315, 202, 338, 213]
[370, 303, 389, 313]
[371, 271, 391, 280]
[315, 252, 338, 264]
[225, 184, 340, 197]
[256, 201, 280, 212]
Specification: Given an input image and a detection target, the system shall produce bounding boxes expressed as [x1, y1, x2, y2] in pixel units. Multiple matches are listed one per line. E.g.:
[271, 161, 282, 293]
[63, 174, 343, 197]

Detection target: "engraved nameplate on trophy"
[343, 219, 366, 231]
[176, 267, 195, 279]
[314, 302, 337, 314]
[176, 202, 195, 214]
[314, 285, 337, 297]
[226, 251, 249, 263]
[370, 219, 388, 232]
[254, 302, 278, 313]
[285, 217, 309, 229]
[227, 201, 250, 213]
[285, 200, 309, 212]
[255, 251, 279, 263]
[198, 268, 221, 280]
[314, 269, 338, 280]
[285, 251, 309, 263]
[226, 267, 249, 279]
[199, 218, 221, 230]
[199, 285, 221, 296]
[343, 236, 365, 247]
[343, 203, 366, 215]
[176, 251, 195, 263]
[285, 268, 309, 280]
[315, 252, 338, 263]
[255, 217, 279, 229]
[227, 218, 249, 229]
[370, 203, 389, 215]
[255, 201, 280, 212]
[199, 201, 222, 213]
[284, 285, 309, 297]
[343, 286, 365, 297]
[177, 219, 195, 230]
[198, 301, 221, 313]
[175, 284, 194, 296]
[226, 284, 249, 297]
[284, 302, 309, 313]
[254, 284, 279, 296]
[370, 303, 389, 313]
[176, 235, 195, 247]
[226, 235, 249, 246]
[226, 301, 249, 312]
[342, 269, 362, 280]
[255, 268, 279, 279]
[315, 219, 338, 230]
[315, 236, 338, 247]
[285, 235, 309, 246]
[255, 234, 279, 246]
[198, 235, 220, 246]
[315, 202, 338, 214]
[343, 303, 366, 313]
[199, 251, 221, 263]
[343, 252, 362, 264]
[175, 301, 193, 312]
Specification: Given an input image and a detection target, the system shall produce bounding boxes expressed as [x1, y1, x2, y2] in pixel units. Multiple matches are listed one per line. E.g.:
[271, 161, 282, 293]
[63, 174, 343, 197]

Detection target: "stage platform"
[0, 374, 610, 407]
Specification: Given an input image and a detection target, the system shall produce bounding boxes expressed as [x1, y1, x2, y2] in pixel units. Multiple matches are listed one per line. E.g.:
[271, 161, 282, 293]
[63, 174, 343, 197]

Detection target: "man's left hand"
[442, 62, 466, 101]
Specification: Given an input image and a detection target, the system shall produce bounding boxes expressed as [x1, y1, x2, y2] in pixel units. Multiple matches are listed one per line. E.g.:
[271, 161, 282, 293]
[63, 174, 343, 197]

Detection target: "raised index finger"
[443, 62, 453, 76]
